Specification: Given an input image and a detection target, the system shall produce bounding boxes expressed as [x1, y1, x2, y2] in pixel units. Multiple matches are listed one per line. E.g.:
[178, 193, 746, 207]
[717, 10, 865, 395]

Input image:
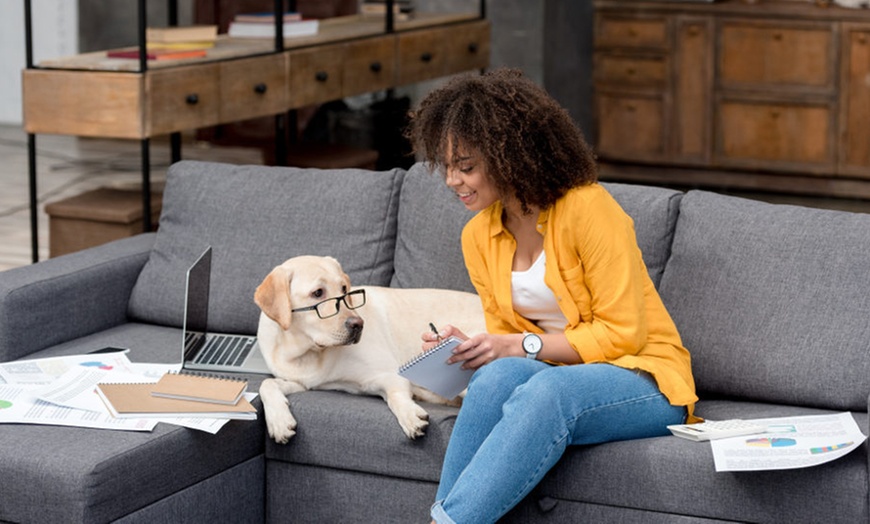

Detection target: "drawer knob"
[468, 42, 479, 53]
[773, 33, 783, 41]
[315, 71, 329, 82]
[420, 52, 433, 63]
[859, 34, 868, 45]
[370, 61, 382, 73]
[770, 110, 781, 119]
[185, 94, 199, 105]
[626, 67, 636, 76]
[254, 83, 267, 94]
[687, 25, 701, 37]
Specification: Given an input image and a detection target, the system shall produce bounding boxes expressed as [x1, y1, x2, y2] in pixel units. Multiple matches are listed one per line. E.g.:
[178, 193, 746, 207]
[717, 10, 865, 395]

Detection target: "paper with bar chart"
[710, 412, 866, 472]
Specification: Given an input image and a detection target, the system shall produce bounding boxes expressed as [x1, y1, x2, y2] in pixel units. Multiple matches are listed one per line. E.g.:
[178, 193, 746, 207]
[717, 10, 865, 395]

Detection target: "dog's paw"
[265, 405, 298, 444]
[396, 402, 430, 439]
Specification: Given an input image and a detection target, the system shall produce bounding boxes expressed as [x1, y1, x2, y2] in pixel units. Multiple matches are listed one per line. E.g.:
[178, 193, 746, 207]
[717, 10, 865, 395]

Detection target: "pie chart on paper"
[0, 400, 12, 410]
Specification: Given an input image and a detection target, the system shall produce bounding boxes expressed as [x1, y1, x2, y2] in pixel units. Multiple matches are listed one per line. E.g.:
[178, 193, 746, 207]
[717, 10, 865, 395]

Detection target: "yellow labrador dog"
[254, 255, 486, 444]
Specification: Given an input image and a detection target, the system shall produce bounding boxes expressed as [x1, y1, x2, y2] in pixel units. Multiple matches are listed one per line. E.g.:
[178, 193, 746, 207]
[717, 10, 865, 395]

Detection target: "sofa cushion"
[659, 190, 870, 410]
[391, 163, 477, 292]
[600, 182, 682, 287]
[128, 161, 405, 334]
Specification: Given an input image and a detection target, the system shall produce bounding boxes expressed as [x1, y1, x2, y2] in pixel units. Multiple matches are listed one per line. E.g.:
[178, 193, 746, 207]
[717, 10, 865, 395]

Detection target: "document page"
[710, 412, 866, 472]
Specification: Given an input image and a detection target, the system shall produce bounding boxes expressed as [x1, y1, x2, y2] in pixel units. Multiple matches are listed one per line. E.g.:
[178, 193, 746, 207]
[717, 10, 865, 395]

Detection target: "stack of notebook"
[96, 372, 256, 420]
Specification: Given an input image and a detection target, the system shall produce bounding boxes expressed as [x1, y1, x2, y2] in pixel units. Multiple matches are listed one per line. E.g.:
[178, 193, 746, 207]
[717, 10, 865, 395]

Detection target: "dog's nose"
[346, 316, 364, 344]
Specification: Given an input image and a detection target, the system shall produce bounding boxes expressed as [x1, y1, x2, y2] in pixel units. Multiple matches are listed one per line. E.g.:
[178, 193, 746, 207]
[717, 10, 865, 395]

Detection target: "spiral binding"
[171, 370, 245, 383]
[399, 336, 460, 372]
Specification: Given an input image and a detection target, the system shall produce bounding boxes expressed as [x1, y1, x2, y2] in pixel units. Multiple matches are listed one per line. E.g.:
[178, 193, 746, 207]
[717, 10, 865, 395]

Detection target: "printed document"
[710, 412, 866, 472]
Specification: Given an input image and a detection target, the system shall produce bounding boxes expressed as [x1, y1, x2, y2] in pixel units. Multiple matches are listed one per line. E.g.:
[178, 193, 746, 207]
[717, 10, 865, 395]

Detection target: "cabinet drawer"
[219, 53, 287, 123]
[343, 36, 396, 97]
[595, 55, 667, 87]
[445, 20, 490, 74]
[398, 28, 448, 85]
[596, 15, 668, 49]
[147, 64, 220, 135]
[23, 70, 144, 138]
[288, 44, 344, 107]
[717, 100, 833, 165]
[719, 22, 834, 90]
[596, 93, 665, 159]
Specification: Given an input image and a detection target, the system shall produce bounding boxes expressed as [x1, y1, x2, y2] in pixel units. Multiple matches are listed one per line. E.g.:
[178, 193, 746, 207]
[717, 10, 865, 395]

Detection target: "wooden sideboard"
[592, 0, 870, 198]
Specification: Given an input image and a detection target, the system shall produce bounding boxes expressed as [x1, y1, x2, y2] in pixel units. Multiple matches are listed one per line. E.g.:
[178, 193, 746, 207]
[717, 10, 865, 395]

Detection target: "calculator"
[667, 419, 768, 441]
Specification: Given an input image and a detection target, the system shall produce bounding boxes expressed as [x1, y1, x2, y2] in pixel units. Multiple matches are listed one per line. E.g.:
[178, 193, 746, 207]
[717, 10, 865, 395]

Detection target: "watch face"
[523, 333, 542, 354]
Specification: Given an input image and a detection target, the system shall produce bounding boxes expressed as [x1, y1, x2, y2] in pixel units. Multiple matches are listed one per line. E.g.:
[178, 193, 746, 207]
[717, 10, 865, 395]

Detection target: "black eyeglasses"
[290, 289, 366, 319]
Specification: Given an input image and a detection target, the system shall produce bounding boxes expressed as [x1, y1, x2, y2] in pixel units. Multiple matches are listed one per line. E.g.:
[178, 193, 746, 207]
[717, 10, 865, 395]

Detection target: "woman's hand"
[447, 332, 524, 370]
[421, 324, 469, 351]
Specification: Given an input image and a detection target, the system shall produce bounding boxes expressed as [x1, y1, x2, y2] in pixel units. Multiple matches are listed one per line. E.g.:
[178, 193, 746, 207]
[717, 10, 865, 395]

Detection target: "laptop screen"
[183, 247, 211, 359]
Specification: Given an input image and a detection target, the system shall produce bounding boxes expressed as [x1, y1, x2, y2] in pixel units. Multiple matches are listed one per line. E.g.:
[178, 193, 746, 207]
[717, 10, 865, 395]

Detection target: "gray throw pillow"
[128, 161, 405, 334]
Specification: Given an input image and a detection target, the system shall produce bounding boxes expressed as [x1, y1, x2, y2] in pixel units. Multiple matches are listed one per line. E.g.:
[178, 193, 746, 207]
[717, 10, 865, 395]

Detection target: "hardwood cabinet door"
[719, 21, 835, 92]
[717, 99, 834, 170]
[673, 17, 712, 162]
[596, 93, 666, 160]
[147, 64, 221, 135]
[219, 53, 288, 123]
[839, 26, 870, 176]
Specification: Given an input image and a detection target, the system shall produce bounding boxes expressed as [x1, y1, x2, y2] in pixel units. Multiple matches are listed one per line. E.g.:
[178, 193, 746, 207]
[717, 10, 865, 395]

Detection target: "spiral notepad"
[151, 371, 247, 405]
[398, 336, 473, 399]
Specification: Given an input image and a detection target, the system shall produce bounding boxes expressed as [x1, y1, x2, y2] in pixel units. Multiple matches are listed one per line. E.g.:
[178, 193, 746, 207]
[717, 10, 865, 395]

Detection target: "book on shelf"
[106, 48, 208, 61]
[233, 11, 303, 23]
[145, 25, 218, 44]
[146, 41, 216, 51]
[360, 1, 414, 19]
[96, 382, 257, 420]
[228, 19, 319, 38]
[398, 336, 473, 399]
[151, 371, 247, 405]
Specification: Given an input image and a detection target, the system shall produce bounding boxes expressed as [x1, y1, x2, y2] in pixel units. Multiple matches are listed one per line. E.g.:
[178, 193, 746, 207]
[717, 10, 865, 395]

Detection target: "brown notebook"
[96, 382, 256, 420]
[151, 371, 247, 405]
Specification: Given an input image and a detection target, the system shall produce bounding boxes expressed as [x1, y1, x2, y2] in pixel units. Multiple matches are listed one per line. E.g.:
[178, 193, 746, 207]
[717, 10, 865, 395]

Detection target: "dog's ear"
[254, 266, 293, 331]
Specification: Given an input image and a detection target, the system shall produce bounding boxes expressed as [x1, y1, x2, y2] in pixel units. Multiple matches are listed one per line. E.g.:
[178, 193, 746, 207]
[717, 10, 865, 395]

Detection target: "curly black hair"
[406, 68, 597, 214]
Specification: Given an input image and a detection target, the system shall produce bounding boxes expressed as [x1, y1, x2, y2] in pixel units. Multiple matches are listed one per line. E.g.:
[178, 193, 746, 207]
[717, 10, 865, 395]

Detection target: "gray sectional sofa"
[1, 159, 868, 523]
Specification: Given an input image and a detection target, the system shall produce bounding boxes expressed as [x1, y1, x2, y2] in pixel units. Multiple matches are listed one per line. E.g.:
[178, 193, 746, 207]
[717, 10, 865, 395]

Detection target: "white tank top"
[511, 251, 568, 333]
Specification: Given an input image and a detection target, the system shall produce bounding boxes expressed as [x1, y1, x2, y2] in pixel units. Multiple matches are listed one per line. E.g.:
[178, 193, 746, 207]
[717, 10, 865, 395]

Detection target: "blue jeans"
[431, 358, 687, 524]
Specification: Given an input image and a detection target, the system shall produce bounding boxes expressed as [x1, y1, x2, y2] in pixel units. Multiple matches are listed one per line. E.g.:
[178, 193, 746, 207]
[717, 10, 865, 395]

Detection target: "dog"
[254, 255, 487, 444]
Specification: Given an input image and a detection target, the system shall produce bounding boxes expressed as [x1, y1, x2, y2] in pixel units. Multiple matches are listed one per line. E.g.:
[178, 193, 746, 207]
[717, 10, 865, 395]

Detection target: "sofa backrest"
[127, 161, 405, 335]
[600, 182, 682, 288]
[390, 163, 477, 292]
[658, 190, 870, 411]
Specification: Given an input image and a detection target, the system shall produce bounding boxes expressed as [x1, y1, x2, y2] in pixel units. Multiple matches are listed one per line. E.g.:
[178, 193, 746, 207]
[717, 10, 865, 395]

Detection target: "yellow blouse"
[461, 183, 699, 421]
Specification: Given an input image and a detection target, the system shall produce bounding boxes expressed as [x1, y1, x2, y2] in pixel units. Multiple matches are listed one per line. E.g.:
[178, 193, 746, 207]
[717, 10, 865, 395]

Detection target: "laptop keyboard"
[192, 335, 256, 367]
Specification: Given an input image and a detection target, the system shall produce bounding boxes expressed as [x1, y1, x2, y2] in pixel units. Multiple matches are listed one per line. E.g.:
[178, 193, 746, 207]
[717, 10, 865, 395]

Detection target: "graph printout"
[710, 412, 866, 472]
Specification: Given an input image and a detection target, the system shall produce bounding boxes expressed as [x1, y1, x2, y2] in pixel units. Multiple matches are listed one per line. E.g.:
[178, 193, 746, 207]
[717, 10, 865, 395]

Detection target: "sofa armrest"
[0, 233, 155, 362]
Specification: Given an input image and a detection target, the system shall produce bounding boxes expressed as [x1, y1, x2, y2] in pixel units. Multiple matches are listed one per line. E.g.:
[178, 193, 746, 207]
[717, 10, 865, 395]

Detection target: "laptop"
[181, 246, 271, 374]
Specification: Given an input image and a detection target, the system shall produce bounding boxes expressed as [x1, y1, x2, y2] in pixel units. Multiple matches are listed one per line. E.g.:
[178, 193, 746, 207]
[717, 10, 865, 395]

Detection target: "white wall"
[0, 0, 78, 125]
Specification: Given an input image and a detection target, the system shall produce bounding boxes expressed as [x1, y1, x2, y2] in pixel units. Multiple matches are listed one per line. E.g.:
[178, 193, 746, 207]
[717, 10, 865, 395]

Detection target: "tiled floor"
[0, 124, 264, 271]
[2, 123, 870, 273]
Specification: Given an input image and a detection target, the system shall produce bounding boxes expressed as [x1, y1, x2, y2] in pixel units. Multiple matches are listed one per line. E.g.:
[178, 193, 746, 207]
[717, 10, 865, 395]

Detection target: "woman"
[407, 68, 699, 524]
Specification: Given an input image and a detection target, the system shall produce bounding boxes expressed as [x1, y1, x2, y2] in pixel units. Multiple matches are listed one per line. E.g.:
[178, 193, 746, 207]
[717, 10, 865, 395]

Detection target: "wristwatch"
[522, 332, 543, 360]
